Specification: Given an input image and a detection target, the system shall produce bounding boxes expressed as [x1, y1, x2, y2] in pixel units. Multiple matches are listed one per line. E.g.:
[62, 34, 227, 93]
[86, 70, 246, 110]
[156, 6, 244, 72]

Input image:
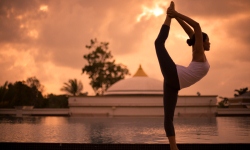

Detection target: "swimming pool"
[0, 116, 249, 143]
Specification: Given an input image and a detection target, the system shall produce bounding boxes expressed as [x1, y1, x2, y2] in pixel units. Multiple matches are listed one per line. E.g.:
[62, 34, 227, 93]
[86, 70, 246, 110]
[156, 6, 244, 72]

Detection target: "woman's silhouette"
[154, 1, 210, 150]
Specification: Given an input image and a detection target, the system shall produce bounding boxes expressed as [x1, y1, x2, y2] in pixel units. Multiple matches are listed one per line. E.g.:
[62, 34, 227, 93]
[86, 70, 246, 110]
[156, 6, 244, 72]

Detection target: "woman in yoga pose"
[154, 1, 210, 150]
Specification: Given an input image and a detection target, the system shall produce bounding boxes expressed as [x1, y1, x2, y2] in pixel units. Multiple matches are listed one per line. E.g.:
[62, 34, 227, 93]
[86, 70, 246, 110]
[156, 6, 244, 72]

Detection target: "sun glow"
[28, 29, 39, 39]
[40, 5, 48, 12]
[137, 1, 168, 22]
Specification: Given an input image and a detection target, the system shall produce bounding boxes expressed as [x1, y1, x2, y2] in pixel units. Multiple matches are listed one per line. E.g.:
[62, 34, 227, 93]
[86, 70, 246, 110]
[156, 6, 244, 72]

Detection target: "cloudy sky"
[0, 0, 249, 98]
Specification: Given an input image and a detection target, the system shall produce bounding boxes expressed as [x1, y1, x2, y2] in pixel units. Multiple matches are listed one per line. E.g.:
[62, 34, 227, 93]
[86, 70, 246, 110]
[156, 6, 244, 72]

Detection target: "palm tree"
[61, 79, 83, 96]
[234, 87, 248, 97]
[218, 96, 229, 108]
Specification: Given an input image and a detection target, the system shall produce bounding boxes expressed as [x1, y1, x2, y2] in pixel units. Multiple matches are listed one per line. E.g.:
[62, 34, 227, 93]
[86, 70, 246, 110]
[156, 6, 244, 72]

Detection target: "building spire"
[133, 64, 148, 77]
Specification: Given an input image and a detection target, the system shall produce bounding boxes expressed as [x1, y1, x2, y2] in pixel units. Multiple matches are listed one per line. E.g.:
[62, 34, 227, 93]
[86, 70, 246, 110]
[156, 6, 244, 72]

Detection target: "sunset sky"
[0, 0, 249, 98]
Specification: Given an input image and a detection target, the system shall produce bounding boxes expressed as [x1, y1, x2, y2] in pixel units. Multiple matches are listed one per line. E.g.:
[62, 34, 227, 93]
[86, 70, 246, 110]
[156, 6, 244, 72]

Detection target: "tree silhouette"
[26, 76, 44, 93]
[0, 79, 44, 108]
[218, 96, 229, 108]
[0, 77, 70, 108]
[82, 39, 130, 95]
[0, 81, 9, 107]
[61, 79, 83, 96]
[234, 87, 248, 97]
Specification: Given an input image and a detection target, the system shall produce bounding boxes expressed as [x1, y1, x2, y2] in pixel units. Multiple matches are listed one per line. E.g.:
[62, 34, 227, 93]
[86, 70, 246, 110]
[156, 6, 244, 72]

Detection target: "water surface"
[0, 116, 250, 143]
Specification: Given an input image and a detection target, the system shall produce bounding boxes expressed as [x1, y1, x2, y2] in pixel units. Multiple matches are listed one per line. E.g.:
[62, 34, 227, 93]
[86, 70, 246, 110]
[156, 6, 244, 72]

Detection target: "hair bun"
[186, 39, 192, 46]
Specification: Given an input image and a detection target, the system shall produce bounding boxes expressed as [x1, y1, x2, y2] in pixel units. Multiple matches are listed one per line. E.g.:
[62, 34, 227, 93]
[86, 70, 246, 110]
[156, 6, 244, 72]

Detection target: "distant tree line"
[0, 39, 130, 108]
[0, 77, 68, 108]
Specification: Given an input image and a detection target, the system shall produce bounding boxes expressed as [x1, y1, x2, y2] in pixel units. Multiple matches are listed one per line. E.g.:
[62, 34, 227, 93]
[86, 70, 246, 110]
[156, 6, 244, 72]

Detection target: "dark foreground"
[1, 143, 250, 150]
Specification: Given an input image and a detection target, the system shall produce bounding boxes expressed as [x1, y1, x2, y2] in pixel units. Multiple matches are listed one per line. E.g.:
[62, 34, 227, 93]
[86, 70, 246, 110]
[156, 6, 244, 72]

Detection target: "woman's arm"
[167, 5, 203, 54]
[175, 12, 203, 53]
[175, 17, 194, 39]
[164, 15, 172, 27]
[163, 2, 175, 26]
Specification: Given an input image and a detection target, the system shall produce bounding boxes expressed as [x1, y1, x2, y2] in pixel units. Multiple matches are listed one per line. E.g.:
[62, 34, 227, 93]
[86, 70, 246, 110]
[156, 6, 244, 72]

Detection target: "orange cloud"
[0, 0, 249, 97]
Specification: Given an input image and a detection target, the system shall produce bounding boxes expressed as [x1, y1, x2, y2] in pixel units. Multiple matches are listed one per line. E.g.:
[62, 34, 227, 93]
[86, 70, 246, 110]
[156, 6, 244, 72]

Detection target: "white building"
[68, 65, 217, 116]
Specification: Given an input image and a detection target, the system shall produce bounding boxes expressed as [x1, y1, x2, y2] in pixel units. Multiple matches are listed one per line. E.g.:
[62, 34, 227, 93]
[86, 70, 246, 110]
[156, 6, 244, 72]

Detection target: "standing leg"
[154, 13, 180, 150]
[163, 84, 178, 136]
[164, 83, 179, 150]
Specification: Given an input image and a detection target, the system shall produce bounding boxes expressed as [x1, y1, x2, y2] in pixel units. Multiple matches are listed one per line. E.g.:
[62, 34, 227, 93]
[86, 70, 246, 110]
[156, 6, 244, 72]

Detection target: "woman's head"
[187, 33, 210, 51]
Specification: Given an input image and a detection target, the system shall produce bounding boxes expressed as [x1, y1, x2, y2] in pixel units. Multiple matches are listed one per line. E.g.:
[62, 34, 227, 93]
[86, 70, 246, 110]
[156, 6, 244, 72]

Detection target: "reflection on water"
[175, 116, 218, 143]
[0, 116, 250, 143]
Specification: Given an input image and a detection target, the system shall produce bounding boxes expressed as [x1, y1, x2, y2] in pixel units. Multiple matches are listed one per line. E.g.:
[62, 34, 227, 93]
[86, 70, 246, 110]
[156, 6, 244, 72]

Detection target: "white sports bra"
[176, 61, 210, 89]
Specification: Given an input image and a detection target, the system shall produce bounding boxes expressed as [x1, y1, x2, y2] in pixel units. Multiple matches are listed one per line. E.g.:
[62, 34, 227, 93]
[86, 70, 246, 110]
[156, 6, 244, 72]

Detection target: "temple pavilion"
[68, 65, 217, 116]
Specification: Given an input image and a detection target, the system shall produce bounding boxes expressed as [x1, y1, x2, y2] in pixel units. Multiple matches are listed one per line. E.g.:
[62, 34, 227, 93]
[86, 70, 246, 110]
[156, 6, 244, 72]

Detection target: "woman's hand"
[167, 8, 177, 18]
[167, 1, 177, 18]
[170, 1, 175, 10]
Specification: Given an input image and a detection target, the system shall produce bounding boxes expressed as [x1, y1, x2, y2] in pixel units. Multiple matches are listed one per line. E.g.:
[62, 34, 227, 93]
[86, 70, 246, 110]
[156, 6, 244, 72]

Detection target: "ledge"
[216, 108, 250, 116]
[0, 143, 249, 150]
